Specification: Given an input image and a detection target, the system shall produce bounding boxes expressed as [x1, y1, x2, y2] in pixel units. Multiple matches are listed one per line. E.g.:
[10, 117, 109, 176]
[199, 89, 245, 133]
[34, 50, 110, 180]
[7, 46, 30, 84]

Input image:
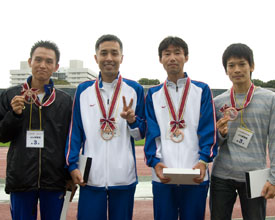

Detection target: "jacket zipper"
[38, 149, 42, 188]
[105, 98, 109, 189]
[38, 106, 42, 188]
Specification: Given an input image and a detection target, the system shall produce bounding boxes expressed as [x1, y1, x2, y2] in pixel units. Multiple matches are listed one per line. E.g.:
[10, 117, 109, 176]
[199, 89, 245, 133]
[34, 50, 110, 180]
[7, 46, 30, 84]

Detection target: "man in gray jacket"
[210, 43, 275, 220]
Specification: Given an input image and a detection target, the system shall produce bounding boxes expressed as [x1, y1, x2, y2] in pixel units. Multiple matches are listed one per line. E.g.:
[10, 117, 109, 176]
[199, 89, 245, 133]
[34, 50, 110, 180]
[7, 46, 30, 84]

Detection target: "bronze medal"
[101, 125, 114, 140]
[170, 128, 184, 143]
[224, 107, 238, 121]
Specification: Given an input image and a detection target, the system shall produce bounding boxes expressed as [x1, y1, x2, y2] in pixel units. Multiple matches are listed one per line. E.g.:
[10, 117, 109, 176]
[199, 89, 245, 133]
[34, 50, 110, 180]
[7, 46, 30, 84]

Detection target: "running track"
[0, 147, 274, 219]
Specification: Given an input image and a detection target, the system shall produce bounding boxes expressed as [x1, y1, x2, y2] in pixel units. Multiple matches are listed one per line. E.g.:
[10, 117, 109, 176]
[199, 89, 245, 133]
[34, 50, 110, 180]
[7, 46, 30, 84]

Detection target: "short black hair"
[95, 34, 123, 52]
[30, 40, 60, 64]
[158, 36, 189, 59]
[222, 43, 254, 71]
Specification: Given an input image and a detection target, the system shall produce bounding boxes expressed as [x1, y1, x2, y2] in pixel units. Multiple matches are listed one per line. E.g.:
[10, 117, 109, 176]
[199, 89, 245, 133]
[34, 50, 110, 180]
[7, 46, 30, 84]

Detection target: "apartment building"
[10, 60, 97, 87]
[10, 61, 31, 86]
[65, 60, 97, 86]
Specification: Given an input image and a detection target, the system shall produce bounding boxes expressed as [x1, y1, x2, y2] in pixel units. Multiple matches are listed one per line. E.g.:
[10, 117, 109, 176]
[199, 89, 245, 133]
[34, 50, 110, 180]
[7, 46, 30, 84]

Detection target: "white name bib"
[26, 130, 44, 148]
[232, 127, 253, 148]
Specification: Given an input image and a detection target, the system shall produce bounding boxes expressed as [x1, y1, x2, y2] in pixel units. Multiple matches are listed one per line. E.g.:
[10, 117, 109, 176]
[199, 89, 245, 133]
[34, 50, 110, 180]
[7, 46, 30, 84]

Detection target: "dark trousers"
[153, 181, 209, 220]
[10, 190, 64, 220]
[210, 175, 266, 220]
[78, 185, 136, 220]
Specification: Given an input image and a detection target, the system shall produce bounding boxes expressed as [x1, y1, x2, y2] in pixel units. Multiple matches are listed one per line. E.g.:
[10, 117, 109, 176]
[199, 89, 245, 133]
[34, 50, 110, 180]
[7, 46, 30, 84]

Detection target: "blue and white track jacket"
[144, 75, 217, 182]
[65, 73, 146, 189]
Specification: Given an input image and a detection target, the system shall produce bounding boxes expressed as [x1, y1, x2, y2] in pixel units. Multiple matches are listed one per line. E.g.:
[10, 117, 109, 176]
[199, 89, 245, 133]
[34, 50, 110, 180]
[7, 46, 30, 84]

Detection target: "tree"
[138, 78, 160, 85]
[53, 79, 70, 85]
[148, 79, 160, 85]
[252, 79, 275, 88]
[265, 80, 275, 88]
[138, 78, 149, 85]
[251, 79, 264, 87]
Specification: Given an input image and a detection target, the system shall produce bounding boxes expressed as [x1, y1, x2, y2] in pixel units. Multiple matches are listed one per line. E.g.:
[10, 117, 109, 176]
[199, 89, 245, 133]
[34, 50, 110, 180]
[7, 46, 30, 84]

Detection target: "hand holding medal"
[218, 84, 255, 137]
[216, 116, 230, 137]
[10, 95, 25, 115]
[218, 105, 237, 137]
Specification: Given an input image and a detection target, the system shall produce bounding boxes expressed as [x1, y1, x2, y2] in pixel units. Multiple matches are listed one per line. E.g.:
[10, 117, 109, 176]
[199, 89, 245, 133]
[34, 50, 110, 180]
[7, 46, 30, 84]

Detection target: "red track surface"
[0, 147, 274, 219]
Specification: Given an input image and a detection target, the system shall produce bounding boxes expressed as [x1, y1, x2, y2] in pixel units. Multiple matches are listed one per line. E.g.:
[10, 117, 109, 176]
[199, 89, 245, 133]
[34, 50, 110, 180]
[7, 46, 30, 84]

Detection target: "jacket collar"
[166, 72, 189, 88]
[98, 72, 121, 89]
[27, 76, 54, 97]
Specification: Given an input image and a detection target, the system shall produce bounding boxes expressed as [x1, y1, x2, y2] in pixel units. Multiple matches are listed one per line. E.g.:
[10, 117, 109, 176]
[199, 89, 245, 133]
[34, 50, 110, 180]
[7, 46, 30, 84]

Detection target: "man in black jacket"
[0, 40, 73, 220]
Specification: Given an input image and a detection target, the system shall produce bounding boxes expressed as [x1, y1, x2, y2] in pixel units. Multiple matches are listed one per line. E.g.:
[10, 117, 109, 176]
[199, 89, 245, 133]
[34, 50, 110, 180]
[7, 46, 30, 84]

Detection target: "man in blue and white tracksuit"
[144, 36, 218, 220]
[65, 34, 146, 220]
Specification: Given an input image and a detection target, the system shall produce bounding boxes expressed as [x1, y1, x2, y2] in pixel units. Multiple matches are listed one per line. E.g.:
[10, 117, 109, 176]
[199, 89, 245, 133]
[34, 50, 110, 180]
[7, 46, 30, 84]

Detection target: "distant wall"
[2, 86, 274, 100]
[0, 87, 227, 99]
[0, 87, 76, 99]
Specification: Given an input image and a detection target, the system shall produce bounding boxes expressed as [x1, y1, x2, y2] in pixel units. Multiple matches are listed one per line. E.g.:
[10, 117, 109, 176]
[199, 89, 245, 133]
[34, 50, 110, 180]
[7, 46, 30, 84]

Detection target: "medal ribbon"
[34, 88, 55, 107]
[95, 75, 122, 131]
[21, 83, 39, 103]
[22, 82, 55, 131]
[21, 82, 56, 107]
[219, 104, 230, 113]
[164, 77, 191, 132]
[230, 83, 255, 111]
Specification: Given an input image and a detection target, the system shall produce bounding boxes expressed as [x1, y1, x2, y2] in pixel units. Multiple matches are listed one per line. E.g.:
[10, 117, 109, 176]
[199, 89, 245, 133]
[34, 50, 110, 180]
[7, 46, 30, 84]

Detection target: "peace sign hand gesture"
[120, 96, 136, 124]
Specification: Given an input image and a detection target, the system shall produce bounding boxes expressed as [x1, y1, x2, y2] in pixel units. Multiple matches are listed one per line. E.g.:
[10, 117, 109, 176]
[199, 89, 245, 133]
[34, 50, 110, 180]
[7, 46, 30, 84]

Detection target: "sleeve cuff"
[151, 158, 161, 168]
[199, 155, 211, 163]
[127, 116, 138, 129]
[267, 177, 275, 186]
[218, 131, 227, 141]
[68, 164, 78, 173]
[12, 110, 24, 119]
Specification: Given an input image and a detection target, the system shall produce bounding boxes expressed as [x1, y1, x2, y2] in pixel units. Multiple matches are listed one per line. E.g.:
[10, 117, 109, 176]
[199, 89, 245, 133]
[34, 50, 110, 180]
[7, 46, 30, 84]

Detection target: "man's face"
[94, 41, 123, 80]
[226, 57, 254, 85]
[160, 45, 188, 76]
[28, 47, 59, 84]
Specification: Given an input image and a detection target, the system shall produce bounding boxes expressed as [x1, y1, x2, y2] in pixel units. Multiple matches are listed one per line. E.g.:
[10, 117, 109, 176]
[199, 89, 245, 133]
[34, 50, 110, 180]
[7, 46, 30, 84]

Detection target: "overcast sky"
[1, 0, 275, 89]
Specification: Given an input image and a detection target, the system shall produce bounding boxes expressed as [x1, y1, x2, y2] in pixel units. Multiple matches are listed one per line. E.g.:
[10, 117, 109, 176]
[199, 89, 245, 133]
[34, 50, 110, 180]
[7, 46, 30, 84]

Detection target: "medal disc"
[23, 90, 38, 104]
[170, 129, 184, 143]
[224, 107, 238, 121]
[101, 126, 114, 140]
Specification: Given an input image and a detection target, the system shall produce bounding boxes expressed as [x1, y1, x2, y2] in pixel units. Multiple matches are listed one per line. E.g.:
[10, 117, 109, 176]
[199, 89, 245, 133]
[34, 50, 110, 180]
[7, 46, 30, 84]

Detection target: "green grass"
[0, 142, 9, 147]
[135, 139, 145, 146]
[1, 140, 143, 147]
[1, 139, 144, 147]
[139, 176, 152, 182]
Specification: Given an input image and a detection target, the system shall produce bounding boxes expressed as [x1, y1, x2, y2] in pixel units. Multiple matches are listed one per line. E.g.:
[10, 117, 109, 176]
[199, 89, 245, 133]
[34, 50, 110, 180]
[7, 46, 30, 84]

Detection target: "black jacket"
[0, 80, 72, 193]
